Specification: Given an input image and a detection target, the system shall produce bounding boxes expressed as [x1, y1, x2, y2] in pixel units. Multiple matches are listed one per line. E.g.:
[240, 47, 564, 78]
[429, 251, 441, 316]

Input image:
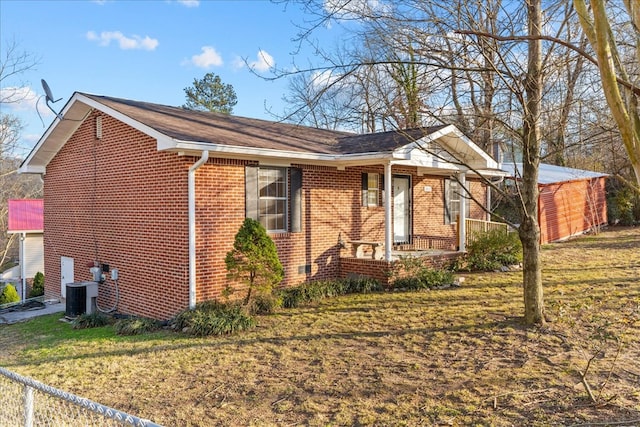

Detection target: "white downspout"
[384, 162, 393, 261]
[188, 151, 209, 309]
[20, 233, 26, 301]
[458, 172, 467, 252]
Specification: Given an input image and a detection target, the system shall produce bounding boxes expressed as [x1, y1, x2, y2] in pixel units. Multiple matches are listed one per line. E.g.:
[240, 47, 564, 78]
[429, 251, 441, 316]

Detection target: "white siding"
[23, 233, 44, 278]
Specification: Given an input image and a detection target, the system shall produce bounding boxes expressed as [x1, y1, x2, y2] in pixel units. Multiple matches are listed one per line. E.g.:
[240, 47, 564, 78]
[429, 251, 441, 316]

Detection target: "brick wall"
[44, 111, 191, 319]
[43, 111, 488, 319]
[339, 252, 463, 286]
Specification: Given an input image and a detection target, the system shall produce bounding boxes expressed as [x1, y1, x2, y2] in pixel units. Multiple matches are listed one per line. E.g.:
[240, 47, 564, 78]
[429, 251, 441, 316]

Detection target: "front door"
[393, 176, 411, 244]
[60, 256, 74, 299]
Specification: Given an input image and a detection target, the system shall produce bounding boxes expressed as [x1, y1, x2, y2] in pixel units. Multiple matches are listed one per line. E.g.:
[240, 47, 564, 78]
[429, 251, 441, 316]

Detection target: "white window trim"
[258, 167, 288, 233]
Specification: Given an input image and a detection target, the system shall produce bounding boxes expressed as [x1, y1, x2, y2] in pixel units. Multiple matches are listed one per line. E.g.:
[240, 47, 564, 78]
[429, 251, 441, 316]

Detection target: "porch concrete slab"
[0, 300, 64, 325]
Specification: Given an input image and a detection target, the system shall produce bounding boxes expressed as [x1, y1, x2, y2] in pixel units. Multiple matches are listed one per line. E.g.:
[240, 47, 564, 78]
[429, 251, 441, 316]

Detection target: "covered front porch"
[339, 218, 510, 286]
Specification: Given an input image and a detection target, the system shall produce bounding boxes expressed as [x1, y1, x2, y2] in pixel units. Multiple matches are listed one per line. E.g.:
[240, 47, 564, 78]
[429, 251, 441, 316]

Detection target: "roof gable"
[8, 199, 44, 233]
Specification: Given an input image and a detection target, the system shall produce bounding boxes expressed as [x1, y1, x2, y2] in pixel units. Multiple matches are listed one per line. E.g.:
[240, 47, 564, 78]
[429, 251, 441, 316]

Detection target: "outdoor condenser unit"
[65, 281, 99, 319]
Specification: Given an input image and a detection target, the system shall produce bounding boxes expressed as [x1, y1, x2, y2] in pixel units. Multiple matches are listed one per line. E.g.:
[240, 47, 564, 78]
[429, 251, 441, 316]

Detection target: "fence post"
[23, 385, 33, 427]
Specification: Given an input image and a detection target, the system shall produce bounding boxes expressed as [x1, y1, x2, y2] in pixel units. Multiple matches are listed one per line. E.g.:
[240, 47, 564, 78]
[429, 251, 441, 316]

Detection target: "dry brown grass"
[1, 227, 639, 426]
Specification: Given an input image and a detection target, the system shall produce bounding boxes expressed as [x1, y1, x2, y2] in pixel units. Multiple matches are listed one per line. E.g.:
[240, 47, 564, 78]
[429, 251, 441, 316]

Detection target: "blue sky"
[0, 0, 344, 156]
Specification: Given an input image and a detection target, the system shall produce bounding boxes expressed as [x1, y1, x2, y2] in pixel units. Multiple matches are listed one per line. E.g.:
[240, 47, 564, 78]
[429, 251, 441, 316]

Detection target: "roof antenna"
[41, 79, 63, 120]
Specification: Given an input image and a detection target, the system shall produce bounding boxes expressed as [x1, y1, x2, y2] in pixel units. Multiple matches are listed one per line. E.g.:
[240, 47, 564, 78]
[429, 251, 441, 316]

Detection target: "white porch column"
[458, 172, 467, 252]
[384, 162, 393, 261]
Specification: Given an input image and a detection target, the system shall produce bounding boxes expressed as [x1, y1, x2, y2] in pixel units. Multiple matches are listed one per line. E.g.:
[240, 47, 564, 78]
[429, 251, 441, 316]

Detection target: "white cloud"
[323, 0, 388, 21]
[311, 69, 339, 88]
[177, 0, 199, 7]
[0, 86, 42, 112]
[187, 46, 223, 68]
[249, 50, 275, 72]
[86, 30, 159, 51]
[232, 56, 246, 69]
[233, 50, 275, 72]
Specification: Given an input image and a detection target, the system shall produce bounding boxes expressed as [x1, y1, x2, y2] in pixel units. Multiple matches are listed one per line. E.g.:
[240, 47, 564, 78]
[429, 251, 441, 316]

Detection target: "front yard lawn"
[1, 227, 639, 426]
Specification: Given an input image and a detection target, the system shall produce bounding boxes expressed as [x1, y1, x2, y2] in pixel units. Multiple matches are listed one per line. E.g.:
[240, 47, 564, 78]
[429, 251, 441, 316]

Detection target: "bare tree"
[0, 39, 39, 105]
[0, 39, 42, 270]
[574, 0, 640, 188]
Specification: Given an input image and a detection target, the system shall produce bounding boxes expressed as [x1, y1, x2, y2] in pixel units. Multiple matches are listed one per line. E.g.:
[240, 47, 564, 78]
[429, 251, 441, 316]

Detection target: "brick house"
[20, 93, 502, 319]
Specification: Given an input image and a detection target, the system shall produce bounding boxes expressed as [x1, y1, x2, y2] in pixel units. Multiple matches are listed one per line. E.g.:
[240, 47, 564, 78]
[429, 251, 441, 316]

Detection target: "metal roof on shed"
[502, 163, 608, 185]
[7, 199, 44, 233]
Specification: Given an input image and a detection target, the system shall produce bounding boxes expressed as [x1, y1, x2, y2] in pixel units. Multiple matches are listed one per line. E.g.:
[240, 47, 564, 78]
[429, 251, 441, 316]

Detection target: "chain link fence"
[0, 367, 163, 426]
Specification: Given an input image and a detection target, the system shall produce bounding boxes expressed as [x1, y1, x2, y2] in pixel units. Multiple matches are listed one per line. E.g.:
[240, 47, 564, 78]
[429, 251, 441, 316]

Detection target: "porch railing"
[463, 218, 511, 247]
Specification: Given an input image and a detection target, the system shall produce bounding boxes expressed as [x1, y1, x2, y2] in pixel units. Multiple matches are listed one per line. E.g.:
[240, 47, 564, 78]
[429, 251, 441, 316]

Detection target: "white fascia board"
[167, 140, 339, 162]
[19, 93, 90, 174]
[404, 124, 499, 171]
[442, 127, 499, 169]
[19, 165, 47, 174]
[164, 139, 396, 166]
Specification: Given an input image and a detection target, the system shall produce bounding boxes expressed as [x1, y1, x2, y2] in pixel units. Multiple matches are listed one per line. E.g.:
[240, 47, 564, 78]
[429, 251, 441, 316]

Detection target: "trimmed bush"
[29, 272, 45, 298]
[225, 218, 284, 307]
[114, 317, 161, 335]
[72, 312, 113, 329]
[465, 229, 522, 271]
[173, 300, 256, 336]
[0, 284, 20, 305]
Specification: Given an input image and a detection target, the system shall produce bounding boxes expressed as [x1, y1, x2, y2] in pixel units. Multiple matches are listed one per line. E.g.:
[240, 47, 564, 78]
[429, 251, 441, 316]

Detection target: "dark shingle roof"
[84, 94, 448, 155]
[336, 126, 448, 154]
[85, 94, 351, 154]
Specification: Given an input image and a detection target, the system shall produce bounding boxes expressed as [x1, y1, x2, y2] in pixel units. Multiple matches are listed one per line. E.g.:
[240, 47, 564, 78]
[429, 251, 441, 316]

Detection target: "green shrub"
[173, 300, 256, 336]
[391, 266, 454, 291]
[114, 317, 160, 335]
[390, 256, 455, 290]
[278, 278, 382, 308]
[607, 185, 640, 226]
[465, 229, 522, 271]
[278, 282, 327, 308]
[0, 284, 20, 305]
[225, 218, 284, 307]
[72, 312, 113, 329]
[391, 276, 424, 291]
[342, 277, 383, 294]
[248, 293, 282, 315]
[418, 268, 455, 287]
[29, 272, 44, 298]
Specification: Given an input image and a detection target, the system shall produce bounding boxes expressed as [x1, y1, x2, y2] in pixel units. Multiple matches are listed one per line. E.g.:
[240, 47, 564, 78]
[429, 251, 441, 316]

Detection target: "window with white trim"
[258, 167, 287, 232]
[245, 166, 302, 233]
[362, 172, 381, 207]
[445, 178, 470, 224]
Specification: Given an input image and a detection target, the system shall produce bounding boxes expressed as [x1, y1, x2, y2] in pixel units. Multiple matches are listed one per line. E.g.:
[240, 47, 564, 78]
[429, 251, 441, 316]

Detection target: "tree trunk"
[520, 0, 546, 326]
